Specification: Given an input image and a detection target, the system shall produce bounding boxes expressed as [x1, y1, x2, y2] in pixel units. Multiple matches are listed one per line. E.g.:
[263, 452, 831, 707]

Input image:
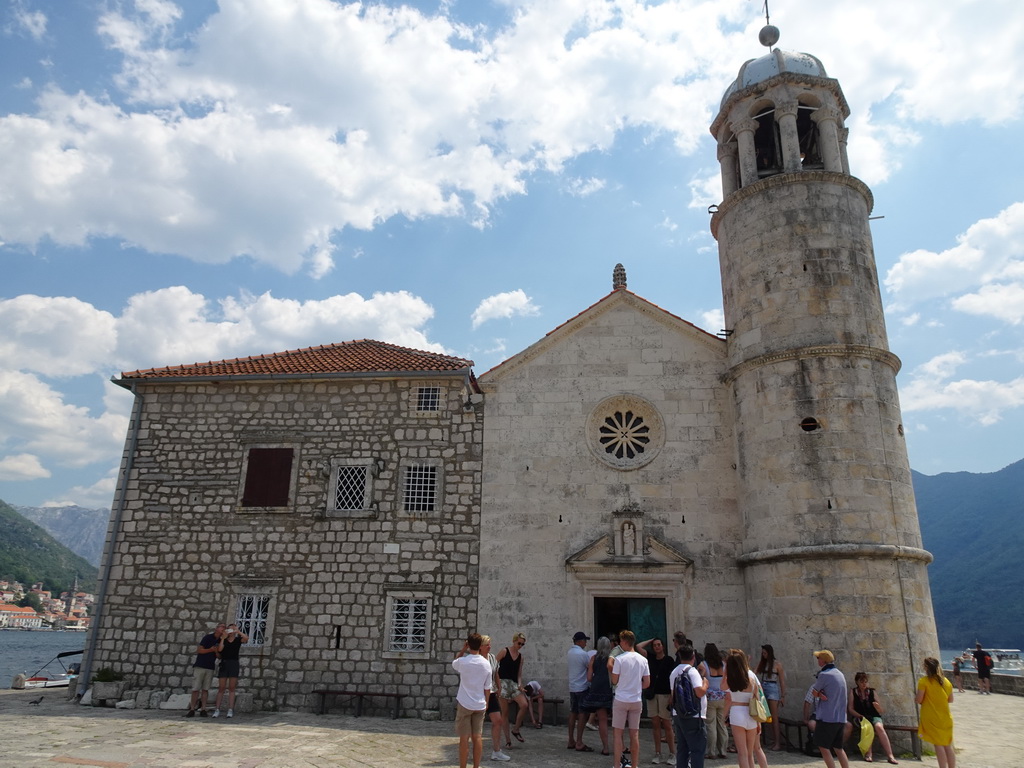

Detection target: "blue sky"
[2, 0, 1023, 508]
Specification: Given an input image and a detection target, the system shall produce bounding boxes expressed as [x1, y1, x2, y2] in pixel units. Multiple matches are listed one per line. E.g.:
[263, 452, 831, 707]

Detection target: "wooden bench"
[780, 717, 922, 760]
[544, 696, 565, 726]
[506, 696, 566, 726]
[778, 716, 812, 754]
[883, 724, 922, 760]
[311, 689, 402, 719]
[846, 722, 922, 761]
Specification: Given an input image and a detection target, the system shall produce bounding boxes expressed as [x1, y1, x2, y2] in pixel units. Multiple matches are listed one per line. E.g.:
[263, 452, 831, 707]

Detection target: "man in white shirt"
[611, 629, 650, 768]
[668, 644, 708, 768]
[452, 633, 493, 768]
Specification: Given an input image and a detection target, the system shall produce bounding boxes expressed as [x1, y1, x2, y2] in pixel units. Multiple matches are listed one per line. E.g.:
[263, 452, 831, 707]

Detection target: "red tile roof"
[118, 340, 474, 382]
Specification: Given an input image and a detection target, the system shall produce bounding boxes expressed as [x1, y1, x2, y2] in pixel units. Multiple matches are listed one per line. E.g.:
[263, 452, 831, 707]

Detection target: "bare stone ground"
[1, 687, 1017, 768]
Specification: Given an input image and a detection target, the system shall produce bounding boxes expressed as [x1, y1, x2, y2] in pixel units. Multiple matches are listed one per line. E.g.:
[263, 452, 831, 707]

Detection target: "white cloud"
[1, 287, 444, 377]
[0, 286, 447, 481]
[45, 467, 118, 509]
[0, 453, 50, 481]
[471, 289, 541, 329]
[885, 202, 1024, 314]
[0, 371, 129, 470]
[900, 351, 1024, 425]
[700, 308, 724, 334]
[16, 0, 1017, 272]
[0, 295, 117, 377]
[952, 283, 1024, 325]
[1, 0, 1021, 275]
[687, 170, 721, 210]
[12, 3, 47, 40]
[566, 177, 606, 197]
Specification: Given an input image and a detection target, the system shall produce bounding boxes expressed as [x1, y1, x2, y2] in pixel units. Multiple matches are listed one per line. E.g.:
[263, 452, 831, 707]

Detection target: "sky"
[1, 0, 1023, 509]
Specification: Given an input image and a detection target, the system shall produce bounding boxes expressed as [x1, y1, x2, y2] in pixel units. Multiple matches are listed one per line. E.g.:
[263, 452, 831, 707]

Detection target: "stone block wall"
[478, 295, 745, 696]
[92, 374, 482, 714]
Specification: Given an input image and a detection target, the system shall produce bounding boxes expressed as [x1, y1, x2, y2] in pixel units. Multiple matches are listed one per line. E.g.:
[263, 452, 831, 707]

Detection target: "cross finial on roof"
[613, 263, 627, 290]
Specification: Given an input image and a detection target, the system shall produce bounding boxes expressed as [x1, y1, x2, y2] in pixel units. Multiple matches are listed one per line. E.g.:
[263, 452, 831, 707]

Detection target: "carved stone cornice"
[722, 344, 901, 384]
[737, 543, 933, 567]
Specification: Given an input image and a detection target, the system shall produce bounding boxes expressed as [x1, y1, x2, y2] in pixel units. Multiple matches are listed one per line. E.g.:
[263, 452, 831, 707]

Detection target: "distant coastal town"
[0, 579, 93, 631]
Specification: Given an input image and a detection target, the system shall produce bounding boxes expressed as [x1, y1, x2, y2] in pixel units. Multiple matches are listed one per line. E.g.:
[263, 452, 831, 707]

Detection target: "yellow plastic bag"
[858, 717, 875, 757]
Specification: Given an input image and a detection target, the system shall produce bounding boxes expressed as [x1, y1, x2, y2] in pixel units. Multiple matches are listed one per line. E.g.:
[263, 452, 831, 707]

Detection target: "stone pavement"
[1, 687, 1018, 768]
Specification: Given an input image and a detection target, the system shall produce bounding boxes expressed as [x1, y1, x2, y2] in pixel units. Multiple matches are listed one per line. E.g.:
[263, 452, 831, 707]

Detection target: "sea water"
[0, 630, 85, 686]
[941, 647, 1022, 676]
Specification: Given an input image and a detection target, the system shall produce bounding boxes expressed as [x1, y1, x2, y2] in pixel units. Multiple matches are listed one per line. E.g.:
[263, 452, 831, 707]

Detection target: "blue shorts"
[761, 680, 780, 701]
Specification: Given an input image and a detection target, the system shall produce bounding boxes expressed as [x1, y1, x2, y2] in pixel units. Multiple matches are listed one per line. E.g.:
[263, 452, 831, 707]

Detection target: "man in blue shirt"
[810, 650, 850, 768]
[567, 631, 591, 751]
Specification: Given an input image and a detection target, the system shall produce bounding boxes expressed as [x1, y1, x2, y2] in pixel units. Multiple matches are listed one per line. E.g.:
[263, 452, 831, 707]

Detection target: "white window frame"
[383, 591, 432, 659]
[326, 458, 375, 518]
[401, 461, 442, 514]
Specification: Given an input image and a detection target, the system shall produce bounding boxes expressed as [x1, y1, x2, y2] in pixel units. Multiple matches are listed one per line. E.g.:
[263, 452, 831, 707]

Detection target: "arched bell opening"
[796, 96, 823, 170]
[752, 103, 782, 178]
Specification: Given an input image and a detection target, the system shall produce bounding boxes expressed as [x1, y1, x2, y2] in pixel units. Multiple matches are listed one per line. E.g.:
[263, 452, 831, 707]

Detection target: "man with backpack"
[668, 644, 708, 768]
[973, 643, 993, 694]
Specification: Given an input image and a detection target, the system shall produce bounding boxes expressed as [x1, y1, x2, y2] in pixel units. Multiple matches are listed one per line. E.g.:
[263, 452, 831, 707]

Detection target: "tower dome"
[720, 49, 829, 110]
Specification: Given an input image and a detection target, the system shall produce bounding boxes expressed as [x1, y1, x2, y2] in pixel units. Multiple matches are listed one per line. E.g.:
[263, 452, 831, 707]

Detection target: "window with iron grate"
[235, 593, 271, 647]
[334, 465, 368, 510]
[416, 386, 441, 412]
[388, 596, 429, 653]
[403, 464, 438, 512]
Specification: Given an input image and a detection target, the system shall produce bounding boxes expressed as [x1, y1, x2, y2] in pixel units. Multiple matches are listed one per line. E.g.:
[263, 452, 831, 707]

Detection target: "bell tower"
[710, 25, 938, 727]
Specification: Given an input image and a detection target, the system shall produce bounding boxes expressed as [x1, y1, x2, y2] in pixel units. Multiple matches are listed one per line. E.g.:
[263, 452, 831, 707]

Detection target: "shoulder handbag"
[749, 678, 771, 723]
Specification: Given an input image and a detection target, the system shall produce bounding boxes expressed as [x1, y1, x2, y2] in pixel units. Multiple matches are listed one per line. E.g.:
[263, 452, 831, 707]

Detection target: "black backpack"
[672, 664, 700, 718]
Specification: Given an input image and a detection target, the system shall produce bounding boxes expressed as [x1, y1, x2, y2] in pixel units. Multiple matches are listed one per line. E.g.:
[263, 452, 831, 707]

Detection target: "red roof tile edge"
[118, 339, 475, 380]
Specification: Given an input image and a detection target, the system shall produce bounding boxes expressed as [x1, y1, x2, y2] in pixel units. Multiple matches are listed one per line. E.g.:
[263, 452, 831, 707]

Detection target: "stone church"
[85, 28, 938, 731]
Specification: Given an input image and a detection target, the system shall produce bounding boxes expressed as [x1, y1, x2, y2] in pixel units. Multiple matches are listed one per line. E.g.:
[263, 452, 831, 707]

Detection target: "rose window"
[587, 395, 664, 470]
[599, 410, 650, 459]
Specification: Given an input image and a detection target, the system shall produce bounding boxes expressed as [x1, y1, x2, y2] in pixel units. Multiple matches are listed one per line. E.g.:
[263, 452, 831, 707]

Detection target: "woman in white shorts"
[722, 649, 768, 768]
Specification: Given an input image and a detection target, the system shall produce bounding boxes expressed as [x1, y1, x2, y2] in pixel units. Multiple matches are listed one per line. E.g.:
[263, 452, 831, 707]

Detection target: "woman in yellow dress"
[915, 657, 955, 768]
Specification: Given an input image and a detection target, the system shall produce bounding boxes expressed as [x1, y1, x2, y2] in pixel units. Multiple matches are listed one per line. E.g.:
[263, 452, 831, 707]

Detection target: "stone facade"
[92, 364, 482, 716]
[477, 291, 744, 689]
[88, 33, 939, 731]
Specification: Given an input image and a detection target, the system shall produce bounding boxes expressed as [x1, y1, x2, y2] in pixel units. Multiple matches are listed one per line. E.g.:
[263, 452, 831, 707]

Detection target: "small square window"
[403, 464, 438, 513]
[416, 386, 441, 412]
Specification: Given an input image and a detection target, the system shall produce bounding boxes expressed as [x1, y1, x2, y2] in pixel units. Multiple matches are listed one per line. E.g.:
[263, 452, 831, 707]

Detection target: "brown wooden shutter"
[241, 447, 293, 507]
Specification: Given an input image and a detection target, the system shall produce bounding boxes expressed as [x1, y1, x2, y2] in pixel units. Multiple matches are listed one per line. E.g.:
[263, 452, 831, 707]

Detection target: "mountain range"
[4, 459, 1022, 646]
[913, 458, 1024, 648]
[0, 500, 98, 594]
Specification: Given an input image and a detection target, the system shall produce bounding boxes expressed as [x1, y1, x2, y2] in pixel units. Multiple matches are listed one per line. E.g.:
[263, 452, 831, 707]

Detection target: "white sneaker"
[211, 709, 220, 718]
[491, 750, 511, 761]
[586, 722, 598, 731]
[226, 709, 234, 718]
[652, 756, 661, 764]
